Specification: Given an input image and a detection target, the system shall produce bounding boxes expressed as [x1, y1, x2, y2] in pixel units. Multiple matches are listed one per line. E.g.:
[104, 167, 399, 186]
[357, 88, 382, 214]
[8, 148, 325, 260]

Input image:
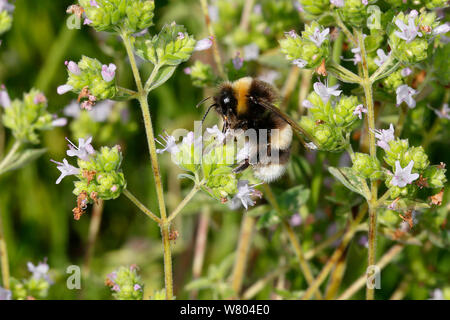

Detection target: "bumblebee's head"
[214, 84, 237, 117]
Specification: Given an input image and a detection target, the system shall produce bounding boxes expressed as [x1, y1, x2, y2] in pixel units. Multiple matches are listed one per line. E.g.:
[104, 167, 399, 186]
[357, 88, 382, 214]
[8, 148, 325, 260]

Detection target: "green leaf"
[328, 167, 371, 200]
[0, 148, 46, 175]
[147, 65, 176, 92]
[277, 185, 310, 214]
[257, 210, 281, 229]
[178, 173, 196, 182]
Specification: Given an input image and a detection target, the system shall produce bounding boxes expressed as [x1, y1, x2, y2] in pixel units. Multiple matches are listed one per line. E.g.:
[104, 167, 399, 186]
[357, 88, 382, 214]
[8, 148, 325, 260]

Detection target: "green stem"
[357, 29, 378, 301]
[123, 189, 161, 224]
[335, 13, 357, 46]
[231, 214, 255, 297]
[167, 186, 200, 223]
[82, 199, 104, 277]
[0, 141, 21, 174]
[121, 32, 173, 299]
[329, 31, 344, 87]
[0, 209, 9, 290]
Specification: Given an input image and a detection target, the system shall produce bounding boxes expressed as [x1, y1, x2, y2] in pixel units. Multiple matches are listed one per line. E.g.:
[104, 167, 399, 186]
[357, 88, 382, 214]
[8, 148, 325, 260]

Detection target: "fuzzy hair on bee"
[201, 77, 307, 183]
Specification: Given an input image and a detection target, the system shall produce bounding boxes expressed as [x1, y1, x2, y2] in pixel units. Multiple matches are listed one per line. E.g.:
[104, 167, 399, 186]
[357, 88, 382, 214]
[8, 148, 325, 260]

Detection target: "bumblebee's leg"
[232, 159, 250, 174]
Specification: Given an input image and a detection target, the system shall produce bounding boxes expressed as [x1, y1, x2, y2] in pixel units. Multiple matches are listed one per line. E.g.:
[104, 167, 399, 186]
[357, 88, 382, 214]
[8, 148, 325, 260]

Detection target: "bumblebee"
[202, 77, 310, 182]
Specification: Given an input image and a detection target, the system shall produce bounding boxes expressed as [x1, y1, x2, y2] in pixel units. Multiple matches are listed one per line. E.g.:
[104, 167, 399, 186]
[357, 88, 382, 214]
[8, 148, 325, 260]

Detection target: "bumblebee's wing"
[252, 97, 316, 145]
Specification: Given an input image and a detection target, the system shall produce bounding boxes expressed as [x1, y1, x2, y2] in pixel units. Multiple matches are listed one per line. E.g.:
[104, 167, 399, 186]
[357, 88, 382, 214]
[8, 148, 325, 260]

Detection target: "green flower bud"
[333, 95, 360, 127]
[382, 70, 404, 93]
[339, 0, 370, 28]
[280, 22, 330, 69]
[384, 139, 409, 168]
[313, 123, 340, 151]
[96, 146, 122, 172]
[299, 116, 315, 135]
[352, 152, 383, 179]
[0, 10, 12, 35]
[206, 170, 238, 199]
[79, 0, 155, 34]
[391, 37, 428, 64]
[423, 0, 449, 9]
[150, 289, 169, 300]
[106, 266, 144, 300]
[303, 91, 332, 122]
[2, 89, 54, 144]
[386, 176, 417, 199]
[134, 22, 195, 66]
[96, 171, 126, 199]
[423, 165, 447, 189]
[403, 146, 429, 171]
[10, 278, 27, 300]
[299, 0, 330, 19]
[188, 60, 216, 88]
[25, 278, 50, 299]
[63, 56, 117, 100]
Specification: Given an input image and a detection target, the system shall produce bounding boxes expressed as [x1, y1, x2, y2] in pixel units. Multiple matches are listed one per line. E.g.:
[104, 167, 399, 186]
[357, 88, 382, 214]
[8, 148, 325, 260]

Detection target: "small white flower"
[66, 136, 96, 161]
[373, 123, 395, 151]
[302, 99, 314, 109]
[0, 287, 12, 300]
[361, 0, 368, 5]
[90, 0, 100, 7]
[0, 0, 14, 13]
[309, 27, 330, 47]
[433, 23, 450, 36]
[394, 12, 422, 43]
[257, 70, 280, 85]
[65, 61, 81, 75]
[401, 67, 412, 77]
[208, 5, 219, 22]
[51, 158, 80, 184]
[429, 289, 444, 300]
[57, 84, 74, 95]
[293, 1, 304, 12]
[353, 104, 368, 119]
[27, 260, 52, 282]
[156, 133, 179, 155]
[243, 43, 260, 61]
[391, 160, 419, 187]
[396, 84, 416, 108]
[374, 49, 389, 67]
[232, 52, 243, 70]
[52, 117, 68, 127]
[0, 85, 11, 108]
[285, 30, 298, 38]
[236, 142, 252, 163]
[206, 125, 227, 144]
[290, 213, 302, 227]
[330, 0, 344, 7]
[63, 101, 80, 118]
[293, 58, 307, 68]
[101, 63, 116, 82]
[89, 100, 114, 122]
[434, 103, 450, 120]
[313, 82, 342, 104]
[229, 180, 259, 210]
[306, 142, 318, 150]
[194, 37, 213, 51]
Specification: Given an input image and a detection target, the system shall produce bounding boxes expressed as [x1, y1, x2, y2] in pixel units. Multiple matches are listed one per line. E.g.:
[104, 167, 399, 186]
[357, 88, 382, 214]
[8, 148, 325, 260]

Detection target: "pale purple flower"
[64, 101, 81, 118]
[110, 185, 118, 192]
[401, 67, 412, 77]
[290, 213, 302, 227]
[27, 260, 51, 282]
[330, 0, 344, 7]
[433, 23, 450, 36]
[429, 289, 444, 300]
[229, 180, 260, 210]
[51, 158, 80, 184]
[285, 30, 298, 38]
[0, 287, 11, 300]
[258, 70, 280, 85]
[112, 284, 120, 292]
[253, 3, 262, 15]
[90, 0, 99, 7]
[206, 125, 227, 144]
[101, 63, 116, 82]
[302, 99, 314, 109]
[183, 67, 192, 75]
[391, 160, 419, 187]
[351, 47, 362, 65]
[65, 61, 81, 75]
[57, 84, 74, 95]
[306, 142, 318, 150]
[89, 99, 114, 122]
[0, 0, 14, 13]
[232, 52, 243, 70]
[313, 82, 342, 104]
[361, 0, 368, 4]
[293, 1, 304, 12]
[396, 84, 416, 108]
[156, 133, 179, 155]
[309, 27, 330, 47]
[358, 235, 368, 247]
[293, 58, 307, 68]
[134, 284, 142, 291]
[52, 117, 68, 127]
[374, 49, 389, 67]
[434, 103, 450, 120]
[84, 18, 93, 25]
[373, 123, 395, 151]
[66, 136, 96, 161]
[177, 32, 185, 40]
[33, 93, 47, 105]
[208, 5, 219, 22]
[0, 85, 11, 108]
[394, 11, 422, 43]
[353, 104, 368, 119]
[243, 43, 259, 61]
[194, 37, 213, 51]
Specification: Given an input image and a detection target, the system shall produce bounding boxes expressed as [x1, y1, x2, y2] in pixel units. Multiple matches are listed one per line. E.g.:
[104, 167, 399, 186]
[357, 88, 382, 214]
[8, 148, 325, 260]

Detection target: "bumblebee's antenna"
[196, 96, 212, 108]
[202, 104, 217, 123]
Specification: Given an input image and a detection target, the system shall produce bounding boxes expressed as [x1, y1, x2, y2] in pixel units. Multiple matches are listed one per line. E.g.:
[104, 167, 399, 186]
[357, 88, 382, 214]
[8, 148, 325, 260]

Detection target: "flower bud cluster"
[8, 260, 53, 300]
[105, 265, 144, 300]
[0, 0, 14, 35]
